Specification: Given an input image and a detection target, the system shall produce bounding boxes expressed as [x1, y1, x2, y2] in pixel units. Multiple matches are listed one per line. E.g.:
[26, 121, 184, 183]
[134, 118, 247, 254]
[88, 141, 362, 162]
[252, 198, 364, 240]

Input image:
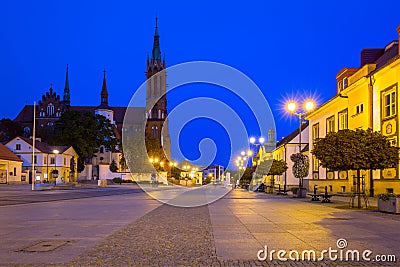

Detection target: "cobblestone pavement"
[68, 204, 220, 266]
[66, 192, 398, 266]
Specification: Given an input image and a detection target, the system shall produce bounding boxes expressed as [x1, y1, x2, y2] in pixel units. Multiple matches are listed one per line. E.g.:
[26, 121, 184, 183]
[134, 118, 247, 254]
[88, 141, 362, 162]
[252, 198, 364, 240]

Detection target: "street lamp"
[182, 164, 190, 186]
[53, 149, 59, 185]
[236, 154, 246, 186]
[286, 99, 315, 153]
[249, 137, 265, 166]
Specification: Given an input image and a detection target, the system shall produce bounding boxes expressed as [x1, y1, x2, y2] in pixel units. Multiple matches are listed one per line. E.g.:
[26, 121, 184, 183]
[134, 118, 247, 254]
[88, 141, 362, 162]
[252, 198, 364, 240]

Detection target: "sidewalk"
[1, 188, 399, 266]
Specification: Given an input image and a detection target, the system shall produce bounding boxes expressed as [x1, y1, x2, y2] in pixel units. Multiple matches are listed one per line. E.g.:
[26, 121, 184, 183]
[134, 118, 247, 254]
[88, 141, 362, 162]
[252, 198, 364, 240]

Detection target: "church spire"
[63, 64, 70, 107]
[152, 17, 161, 60]
[100, 69, 108, 107]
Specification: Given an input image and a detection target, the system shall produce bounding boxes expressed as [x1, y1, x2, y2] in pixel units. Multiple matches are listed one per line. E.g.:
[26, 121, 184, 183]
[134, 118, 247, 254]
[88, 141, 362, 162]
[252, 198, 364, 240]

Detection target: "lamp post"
[235, 153, 247, 186]
[249, 137, 265, 166]
[286, 99, 315, 193]
[183, 164, 190, 186]
[286, 100, 315, 153]
[53, 149, 59, 185]
[169, 161, 177, 180]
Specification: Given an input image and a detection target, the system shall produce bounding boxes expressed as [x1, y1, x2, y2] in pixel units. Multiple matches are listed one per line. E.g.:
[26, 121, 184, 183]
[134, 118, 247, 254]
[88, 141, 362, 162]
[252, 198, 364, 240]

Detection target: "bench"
[309, 185, 335, 203]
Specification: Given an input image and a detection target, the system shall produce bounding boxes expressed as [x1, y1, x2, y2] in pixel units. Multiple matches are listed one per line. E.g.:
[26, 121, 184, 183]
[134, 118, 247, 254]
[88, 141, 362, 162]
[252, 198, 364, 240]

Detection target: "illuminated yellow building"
[306, 25, 400, 196]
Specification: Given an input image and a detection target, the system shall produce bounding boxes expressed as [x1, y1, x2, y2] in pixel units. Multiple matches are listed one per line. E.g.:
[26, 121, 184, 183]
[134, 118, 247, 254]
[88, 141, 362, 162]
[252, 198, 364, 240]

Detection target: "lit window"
[338, 109, 348, 130]
[312, 123, 319, 141]
[326, 116, 335, 133]
[383, 90, 396, 118]
[313, 156, 319, 172]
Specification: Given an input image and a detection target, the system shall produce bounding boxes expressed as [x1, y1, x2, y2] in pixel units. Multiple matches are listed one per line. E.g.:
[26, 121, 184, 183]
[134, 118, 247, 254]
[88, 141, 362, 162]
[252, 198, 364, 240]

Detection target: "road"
[0, 185, 143, 206]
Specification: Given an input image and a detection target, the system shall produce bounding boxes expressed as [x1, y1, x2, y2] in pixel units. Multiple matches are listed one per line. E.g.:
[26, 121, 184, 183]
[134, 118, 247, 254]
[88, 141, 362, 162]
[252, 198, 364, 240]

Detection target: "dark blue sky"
[1, 1, 400, 163]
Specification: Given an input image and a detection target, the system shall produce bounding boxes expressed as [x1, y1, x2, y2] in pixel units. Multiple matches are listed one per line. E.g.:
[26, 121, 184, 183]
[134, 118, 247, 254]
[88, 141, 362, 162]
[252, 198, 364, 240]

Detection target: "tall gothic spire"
[63, 64, 70, 107]
[100, 69, 108, 107]
[152, 17, 161, 60]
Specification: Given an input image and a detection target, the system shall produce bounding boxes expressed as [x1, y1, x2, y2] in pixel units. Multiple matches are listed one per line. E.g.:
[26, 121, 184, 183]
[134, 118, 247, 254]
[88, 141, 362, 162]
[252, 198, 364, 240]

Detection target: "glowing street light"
[286, 99, 316, 153]
[53, 149, 59, 185]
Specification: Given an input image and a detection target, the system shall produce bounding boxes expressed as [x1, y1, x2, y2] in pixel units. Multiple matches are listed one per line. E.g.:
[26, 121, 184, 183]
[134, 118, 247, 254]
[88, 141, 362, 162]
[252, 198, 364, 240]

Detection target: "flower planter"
[378, 197, 400, 214]
[292, 188, 307, 198]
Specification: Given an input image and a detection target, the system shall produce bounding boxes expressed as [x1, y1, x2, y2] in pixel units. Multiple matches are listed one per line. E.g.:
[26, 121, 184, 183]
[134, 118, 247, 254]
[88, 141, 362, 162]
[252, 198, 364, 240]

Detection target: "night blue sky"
[1, 1, 400, 166]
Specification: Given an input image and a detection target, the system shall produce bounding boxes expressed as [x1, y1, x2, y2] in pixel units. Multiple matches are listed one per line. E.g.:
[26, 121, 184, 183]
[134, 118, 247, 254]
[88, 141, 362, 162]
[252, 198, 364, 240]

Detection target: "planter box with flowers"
[377, 194, 400, 214]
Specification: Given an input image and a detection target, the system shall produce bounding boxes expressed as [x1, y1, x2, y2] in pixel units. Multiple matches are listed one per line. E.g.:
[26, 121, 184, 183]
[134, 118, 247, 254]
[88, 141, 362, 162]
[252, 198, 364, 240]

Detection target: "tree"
[119, 154, 127, 172]
[239, 167, 254, 185]
[312, 129, 399, 201]
[109, 159, 118, 172]
[53, 111, 118, 172]
[290, 153, 309, 188]
[268, 159, 288, 186]
[0, 118, 23, 143]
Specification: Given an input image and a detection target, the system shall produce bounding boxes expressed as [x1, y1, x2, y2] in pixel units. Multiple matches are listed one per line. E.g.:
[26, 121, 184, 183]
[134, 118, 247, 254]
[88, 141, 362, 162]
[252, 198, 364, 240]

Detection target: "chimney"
[397, 24, 400, 55]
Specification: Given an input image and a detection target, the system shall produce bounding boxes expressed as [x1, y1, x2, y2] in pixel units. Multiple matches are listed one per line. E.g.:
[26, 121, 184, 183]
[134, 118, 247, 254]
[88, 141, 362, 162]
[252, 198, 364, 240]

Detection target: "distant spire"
[63, 64, 70, 107]
[152, 16, 161, 60]
[100, 69, 108, 107]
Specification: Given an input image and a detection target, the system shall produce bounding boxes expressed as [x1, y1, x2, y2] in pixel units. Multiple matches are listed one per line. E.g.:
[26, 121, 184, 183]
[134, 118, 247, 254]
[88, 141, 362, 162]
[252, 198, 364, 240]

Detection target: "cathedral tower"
[145, 17, 170, 158]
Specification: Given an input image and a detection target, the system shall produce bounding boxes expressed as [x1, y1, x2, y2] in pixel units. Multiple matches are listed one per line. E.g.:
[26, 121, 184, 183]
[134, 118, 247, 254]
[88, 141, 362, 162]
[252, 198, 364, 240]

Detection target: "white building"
[272, 122, 309, 190]
[6, 136, 78, 184]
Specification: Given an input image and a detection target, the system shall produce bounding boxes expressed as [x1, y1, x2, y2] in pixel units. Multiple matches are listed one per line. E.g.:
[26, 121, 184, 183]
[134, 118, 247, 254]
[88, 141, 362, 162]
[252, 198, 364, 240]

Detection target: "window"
[16, 144, 21, 150]
[44, 157, 47, 164]
[313, 156, 319, 172]
[50, 157, 55, 164]
[64, 158, 66, 165]
[383, 90, 396, 118]
[33, 155, 37, 164]
[13, 167, 16, 176]
[356, 104, 364, 114]
[47, 103, 55, 116]
[388, 137, 397, 147]
[326, 116, 335, 133]
[152, 126, 159, 139]
[312, 123, 319, 141]
[343, 78, 348, 89]
[338, 109, 348, 130]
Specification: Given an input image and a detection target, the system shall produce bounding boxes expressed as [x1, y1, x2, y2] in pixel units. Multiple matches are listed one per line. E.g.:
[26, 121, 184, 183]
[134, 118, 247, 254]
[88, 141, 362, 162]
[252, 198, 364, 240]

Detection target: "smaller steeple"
[63, 64, 71, 107]
[100, 69, 108, 107]
[152, 16, 161, 60]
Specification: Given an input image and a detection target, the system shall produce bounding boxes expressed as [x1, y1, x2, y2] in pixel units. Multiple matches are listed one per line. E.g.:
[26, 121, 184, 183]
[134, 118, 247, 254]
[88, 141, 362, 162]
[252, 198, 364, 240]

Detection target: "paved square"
[0, 185, 399, 266]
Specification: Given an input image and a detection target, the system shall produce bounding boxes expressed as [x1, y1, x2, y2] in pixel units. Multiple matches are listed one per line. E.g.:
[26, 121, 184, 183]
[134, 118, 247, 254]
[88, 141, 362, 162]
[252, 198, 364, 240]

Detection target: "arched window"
[152, 126, 159, 139]
[47, 103, 54, 116]
[100, 146, 104, 153]
[24, 127, 31, 135]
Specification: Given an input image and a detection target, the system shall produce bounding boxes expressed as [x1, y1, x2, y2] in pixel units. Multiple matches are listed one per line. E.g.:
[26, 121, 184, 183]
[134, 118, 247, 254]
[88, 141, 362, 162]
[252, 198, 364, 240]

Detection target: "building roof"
[15, 136, 70, 154]
[0, 143, 23, 162]
[14, 105, 145, 125]
[276, 121, 309, 148]
[14, 105, 34, 123]
[375, 41, 399, 69]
